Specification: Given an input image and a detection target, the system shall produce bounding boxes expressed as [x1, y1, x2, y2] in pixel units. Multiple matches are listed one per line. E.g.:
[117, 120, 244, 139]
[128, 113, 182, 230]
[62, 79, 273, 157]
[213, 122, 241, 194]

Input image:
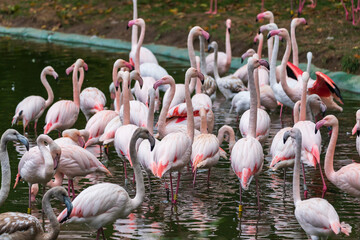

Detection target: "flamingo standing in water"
[12, 66, 58, 132]
[230, 57, 267, 211]
[206, 19, 232, 77]
[44, 59, 88, 135]
[65, 63, 106, 121]
[0, 129, 29, 207]
[58, 127, 155, 240]
[284, 128, 352, 239]
[316, 115, 360, 198]
[14, 134, 61, 213]
[0, 186, 73, 240]
[152, 68, 203, 204]
[352, 109, 360, 156]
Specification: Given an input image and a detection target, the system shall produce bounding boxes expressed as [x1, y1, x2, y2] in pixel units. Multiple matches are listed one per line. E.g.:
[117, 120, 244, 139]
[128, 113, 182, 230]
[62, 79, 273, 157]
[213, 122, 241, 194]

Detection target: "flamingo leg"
[71, 179, 76, 200]
[256, 178, 261, 212]
[318, 162, 327, 198]
[301, 162, 308, 199]
[34, 120, 38, 130]
[169, 172, 174, 203]
[238, 184, 243, 216]
[124, 160, 127, 179]
[205, 0, 213, 14]
[164, 181, 170, 201]
[96, 227, 105, 240]
[213, 0, 217, 14]
[173, 172, 181, 204]
[279, 103, 284, 120]
[193, 170, 197, 187]
[67, 180, 71, 197]
[207, 168, 211, 186]
[28, 184, 32, 214]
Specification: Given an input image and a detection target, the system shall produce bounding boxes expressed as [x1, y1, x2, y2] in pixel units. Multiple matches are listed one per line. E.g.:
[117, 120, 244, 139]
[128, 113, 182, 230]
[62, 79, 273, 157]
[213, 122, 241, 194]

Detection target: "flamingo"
[0, 129, 29, 207]
[152, 68, 203, 204]
[44, 59, 88, 135]
[57, 127, 155, 240]
[290, 18, 307, 67]
[256, 11, 274, 61]
[162, 26, 209, 109]
[206, 19, 232, 77]
[191, 107, 220, 186]
[54, 128, 89, 147]
[316, 115, 360, 198]
[14, 134, 61, 213]
[129, 0, 158, 65]
[232, 48, 256, 84]
[199, 37, 216, 98]
[12, 66, 58, 132]
[66, 63, 106, 121]
[239, 55, 271, 145]
[127, 18, 160, 109]
[352, 109, 360, 156]
[205, 0, 217, 14]
[0, 186, 73, 240]
[230, 56, 267, 211]
[207, 41, 246, 100]
[284, 128, 352, 239]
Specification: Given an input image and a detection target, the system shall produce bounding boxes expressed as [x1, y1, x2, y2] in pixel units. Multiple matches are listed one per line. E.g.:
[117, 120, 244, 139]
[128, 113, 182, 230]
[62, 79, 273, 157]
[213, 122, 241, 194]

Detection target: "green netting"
[0, 26, 359, 93]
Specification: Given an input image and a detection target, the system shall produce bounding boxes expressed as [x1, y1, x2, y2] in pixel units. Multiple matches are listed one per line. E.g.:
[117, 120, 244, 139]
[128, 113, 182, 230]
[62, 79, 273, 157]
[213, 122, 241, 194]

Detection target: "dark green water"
[1, 36, 360, 239]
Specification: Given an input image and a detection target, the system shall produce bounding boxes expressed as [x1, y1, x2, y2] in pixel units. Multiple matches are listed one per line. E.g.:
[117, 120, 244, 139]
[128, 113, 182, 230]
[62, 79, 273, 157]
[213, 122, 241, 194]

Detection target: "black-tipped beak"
[150, 136, 155, 151]
[281, 38, 284, 43]
[241, 58, 244, 64]
[17, 134, 29, 151]
[228, 28, 231, 34]
[315, 127, 318, 134]
[207, 36, 211, 43]
[207, 45, 212, 52]
[283, 131, 290, 144]
[127, 25, 130, 30]
[357, 130, 360, 137]
[115, 86, 119, 91]
[55, 77, 60, 83]
[61, 196, 73, 223]
[258, 29, 261, 34]
[256, 18, 258, 22]
[267, 33, 272, 40]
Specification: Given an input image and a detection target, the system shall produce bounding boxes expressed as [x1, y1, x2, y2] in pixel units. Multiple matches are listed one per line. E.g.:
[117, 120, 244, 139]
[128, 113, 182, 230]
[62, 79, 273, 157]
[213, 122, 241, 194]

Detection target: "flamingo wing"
[286, 61, 303, 80]
[44, 100, 79, 134]
[335, 163, 360, 197]
[0, 212, 41, 237]
[308, 72, 343, 103]
[191, 134, 219, 170]
[13, 96, 46, 124]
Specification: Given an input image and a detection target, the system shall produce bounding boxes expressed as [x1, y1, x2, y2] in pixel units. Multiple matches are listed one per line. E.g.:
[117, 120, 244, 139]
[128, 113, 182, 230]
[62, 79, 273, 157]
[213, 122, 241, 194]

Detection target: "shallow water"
[1, 36, 360, 239]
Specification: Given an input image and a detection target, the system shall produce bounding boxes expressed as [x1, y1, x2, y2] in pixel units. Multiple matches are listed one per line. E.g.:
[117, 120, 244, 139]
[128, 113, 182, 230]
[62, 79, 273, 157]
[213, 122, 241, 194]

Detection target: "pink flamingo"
[230, 56, 267, 211]
[46, 143, 112, 199]
[205, 0, 217, 14]
[162, 26, 209, 109]
[129, 0, 158, 65]
[152, 68, 203, 204]
[0, 129, 29, 207]
[256, 11, 274, 61]
[0, 186, 72, 240]
[12, 66, 58, 132]
[44, 59, 88, 135]
[14, 134, 61, 213]
[316, 115, 360, 198]
[341, 0, 360, 26]
[192, 109, 234, 186]
[55, 128, 89, 147]
[57, 128, 155, 240]
[206, 19, 232, 77]
[284, 128, 352, 239]
[352, 109, 360, 156]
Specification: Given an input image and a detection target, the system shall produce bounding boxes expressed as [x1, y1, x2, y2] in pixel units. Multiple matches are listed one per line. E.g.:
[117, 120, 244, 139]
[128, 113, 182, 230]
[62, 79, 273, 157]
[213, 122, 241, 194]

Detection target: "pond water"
[1, 36, 360, 240]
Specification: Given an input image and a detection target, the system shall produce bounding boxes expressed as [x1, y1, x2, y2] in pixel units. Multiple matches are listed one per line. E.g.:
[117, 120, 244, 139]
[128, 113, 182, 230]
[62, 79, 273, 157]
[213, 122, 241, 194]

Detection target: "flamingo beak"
[315, 119, 326, 134]
[283, 131, 291, 144]
[16, 133, 29, 151]
[61, 195, 73, 223]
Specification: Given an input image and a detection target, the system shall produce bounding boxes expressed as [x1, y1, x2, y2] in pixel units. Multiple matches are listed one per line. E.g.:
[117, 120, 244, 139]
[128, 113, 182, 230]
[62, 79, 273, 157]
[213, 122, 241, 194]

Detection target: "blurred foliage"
[341, 51, 360, 73]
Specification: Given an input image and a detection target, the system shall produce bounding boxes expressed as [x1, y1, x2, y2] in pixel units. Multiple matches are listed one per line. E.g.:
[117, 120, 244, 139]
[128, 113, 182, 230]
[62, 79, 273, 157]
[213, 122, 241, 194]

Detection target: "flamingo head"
[259, 23, 278, 34]
[201, 29, 210, 42]
[291, 17, 307, 28]
[49, 142, 61, 170]
[130, 70, 143, 87]
[49, 186, 73, 223]
[315, 115, 338, 134]
[283, 128, 302, 144]
[207, 41, 218, 54]
[267, 28, 288, 40]
[226, 19, 231, 33]
[353, 110, 360, 136]
[153, 75, 175, 90]
[4, 129, 29, 151]
[256, 11, 273, 22]
[186, 67, 204, 84]
[127, 18, 144, 29]
[308, 94, 327, 117]
[43, 66, 59, 82]
[253, 33, 263, 44]
[241, 49, 256, 63]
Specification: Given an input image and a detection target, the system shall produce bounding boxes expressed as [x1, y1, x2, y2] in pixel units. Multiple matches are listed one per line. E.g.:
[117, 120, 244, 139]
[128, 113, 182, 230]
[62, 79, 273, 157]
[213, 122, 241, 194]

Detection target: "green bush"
[341, 54, 360, 73]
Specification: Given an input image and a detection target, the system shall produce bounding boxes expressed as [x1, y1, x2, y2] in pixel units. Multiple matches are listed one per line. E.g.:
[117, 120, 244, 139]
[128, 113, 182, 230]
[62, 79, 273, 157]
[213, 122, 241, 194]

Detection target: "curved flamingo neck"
[267, 16, 274, 62]
[248, 62, 258, 138]
[280, 31, 297, 102]
[37, 136, 54, 180]
[77, 68, 85, 90]
[293, 131, 302, 205]
[187, 28, 200, 93]
[269, 35, 279, 87]
[291, 22, 299, 67]
[112, 64, 122, 113]
[324, 121, 337, 180]
[147, 90, 155, 135]
[135, 21, 145, 72]
[256, 34, 263, 59]
[185, 71, 195, 142]
[217, 125, 236, 152]
[0, 138, 10, 207]
[72, 65, 81, 108]
[41, 71, 54, 109]
[129, 131, 145, 210]
[131, 0, 138, 47]
[158, 80, 176, 138]
[42, 191, 60, 240]
[225, 26, 232, 70]
[254, 68, 261, 108]
[121, 71, 131, 125]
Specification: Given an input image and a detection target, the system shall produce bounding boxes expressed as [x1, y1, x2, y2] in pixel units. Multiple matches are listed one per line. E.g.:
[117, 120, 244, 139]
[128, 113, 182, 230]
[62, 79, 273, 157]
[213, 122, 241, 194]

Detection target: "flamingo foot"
[205, 10, 213, 14]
